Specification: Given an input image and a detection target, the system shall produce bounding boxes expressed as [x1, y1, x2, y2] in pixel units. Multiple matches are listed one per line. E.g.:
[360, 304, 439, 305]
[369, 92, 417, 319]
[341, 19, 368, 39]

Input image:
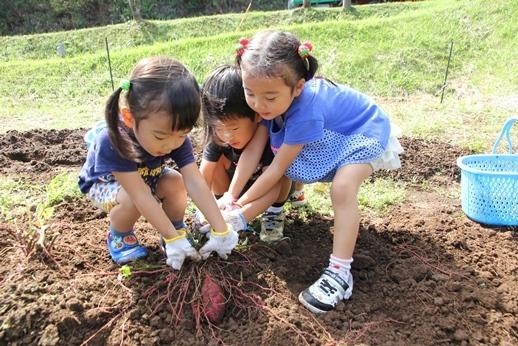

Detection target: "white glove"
[193, 209, 208, 231]
[199, 224, 239, 260]
[199, 209, 248, 234]
[216, 192, 236, 211]
[164, 229, 201, 270]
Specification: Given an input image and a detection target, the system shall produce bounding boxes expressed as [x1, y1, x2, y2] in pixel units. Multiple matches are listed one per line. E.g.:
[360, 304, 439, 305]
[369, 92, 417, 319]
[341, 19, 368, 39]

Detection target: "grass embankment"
[0, 0, 515, 141]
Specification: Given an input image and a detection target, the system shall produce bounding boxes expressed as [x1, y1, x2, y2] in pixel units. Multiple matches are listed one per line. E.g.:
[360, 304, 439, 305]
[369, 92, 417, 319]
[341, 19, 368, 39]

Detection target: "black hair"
[105, 56, 200, 161]
[201, 65, 256, 145]
[236, 30, 319, 88]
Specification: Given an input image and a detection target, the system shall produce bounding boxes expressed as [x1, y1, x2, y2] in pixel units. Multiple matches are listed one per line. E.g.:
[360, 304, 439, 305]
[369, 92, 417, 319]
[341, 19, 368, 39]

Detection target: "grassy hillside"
[0, 1, 434, 62]
[0, 0, 516, 150]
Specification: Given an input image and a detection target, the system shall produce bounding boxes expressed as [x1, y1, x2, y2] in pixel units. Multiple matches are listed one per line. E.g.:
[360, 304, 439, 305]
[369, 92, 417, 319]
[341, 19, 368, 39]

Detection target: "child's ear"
[294, 78, 305, 97]
[254, 114, 262, 123]
[120, 108, 134, 128]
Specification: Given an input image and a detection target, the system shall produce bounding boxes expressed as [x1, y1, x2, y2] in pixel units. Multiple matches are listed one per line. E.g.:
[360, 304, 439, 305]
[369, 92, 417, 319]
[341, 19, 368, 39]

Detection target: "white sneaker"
[288, 189, 306, 207]
[298, 269, 353, 314]
[259, 210, 285, 242]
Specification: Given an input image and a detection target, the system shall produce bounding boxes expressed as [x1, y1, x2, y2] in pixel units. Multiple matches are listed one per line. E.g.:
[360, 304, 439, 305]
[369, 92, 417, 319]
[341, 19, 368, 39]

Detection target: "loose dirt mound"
[0, 129, 516, 345]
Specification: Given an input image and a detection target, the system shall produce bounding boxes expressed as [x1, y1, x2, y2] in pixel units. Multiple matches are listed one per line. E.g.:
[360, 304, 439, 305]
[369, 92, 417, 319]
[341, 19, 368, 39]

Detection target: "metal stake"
[105, 37, 114, 91]
[440, 41, 453, 104]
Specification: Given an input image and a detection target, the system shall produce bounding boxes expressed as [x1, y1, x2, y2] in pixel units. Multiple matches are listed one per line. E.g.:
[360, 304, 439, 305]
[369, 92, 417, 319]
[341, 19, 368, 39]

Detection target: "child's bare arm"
[180, 162, 227, 231]
[113, 171, 180, 239]
[238, 143, 303, 206]
[200, 159, 217, 189]
[228, 125, 268, 198]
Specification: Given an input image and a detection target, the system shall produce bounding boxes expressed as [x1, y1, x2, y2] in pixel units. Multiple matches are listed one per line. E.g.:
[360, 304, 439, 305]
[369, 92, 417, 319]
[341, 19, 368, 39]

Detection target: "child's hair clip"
[297, 41, 313, 59]
[120, 79, 131, 91]
[235, 37, 249, 56]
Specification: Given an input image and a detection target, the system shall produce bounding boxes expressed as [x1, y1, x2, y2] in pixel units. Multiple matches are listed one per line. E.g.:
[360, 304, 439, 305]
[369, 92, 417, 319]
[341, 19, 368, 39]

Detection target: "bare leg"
[211, 156, 231, 196]
[110, 187, 141, 231]
[239, 181, 281, 221]
[156, 170, 188, 222]
[330, 163, 372, 258]
[294, 181, 304, 192]
[276, 176, 292, 203]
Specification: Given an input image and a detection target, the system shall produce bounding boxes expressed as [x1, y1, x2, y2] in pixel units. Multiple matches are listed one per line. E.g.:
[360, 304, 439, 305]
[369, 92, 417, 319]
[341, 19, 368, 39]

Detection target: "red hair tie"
[235, 37, 249, 56]
[297, 41, 313, 59]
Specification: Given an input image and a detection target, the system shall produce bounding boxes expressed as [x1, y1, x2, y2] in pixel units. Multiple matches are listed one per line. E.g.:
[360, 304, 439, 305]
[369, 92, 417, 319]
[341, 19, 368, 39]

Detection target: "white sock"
[266, 206, 283, 214]
[291, 189, 304, 197]
[328, 255, 353, 281]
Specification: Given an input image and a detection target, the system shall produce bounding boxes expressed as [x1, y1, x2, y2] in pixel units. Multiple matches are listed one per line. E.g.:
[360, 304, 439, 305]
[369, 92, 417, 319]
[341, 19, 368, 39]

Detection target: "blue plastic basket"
[456, 116, 518, 226]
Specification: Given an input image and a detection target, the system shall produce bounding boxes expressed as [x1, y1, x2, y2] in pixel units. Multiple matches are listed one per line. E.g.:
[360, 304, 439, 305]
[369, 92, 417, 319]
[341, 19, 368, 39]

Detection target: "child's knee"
[157, 171, 186, 196]
[330, 180, 358, 204]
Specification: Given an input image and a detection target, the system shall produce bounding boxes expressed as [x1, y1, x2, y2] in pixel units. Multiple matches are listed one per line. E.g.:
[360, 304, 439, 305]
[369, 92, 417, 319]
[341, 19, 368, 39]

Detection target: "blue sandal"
[107, 230, 148, 264]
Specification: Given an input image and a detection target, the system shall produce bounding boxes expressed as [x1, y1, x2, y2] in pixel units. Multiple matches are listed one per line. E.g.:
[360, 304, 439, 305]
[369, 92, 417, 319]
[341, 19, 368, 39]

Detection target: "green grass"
[0, 171, 82, 222]
[288, 178, 406, 218]
[0, 1, 434, 62]
[358, 178, 406, 212]
[0, 0, 516, 141]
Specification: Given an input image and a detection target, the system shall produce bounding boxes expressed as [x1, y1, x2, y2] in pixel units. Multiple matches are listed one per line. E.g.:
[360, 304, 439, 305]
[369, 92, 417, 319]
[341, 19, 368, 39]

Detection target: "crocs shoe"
[259, 210, 285, 243]
[288, 189, 306, 207]
[107, 230, 148, 265]
[298, 269, 353, 314]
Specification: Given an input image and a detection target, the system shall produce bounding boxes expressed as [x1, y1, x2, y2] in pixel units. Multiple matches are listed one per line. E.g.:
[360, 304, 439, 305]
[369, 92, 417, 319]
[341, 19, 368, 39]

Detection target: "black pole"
[105, 37, 114, 91]
[440, 41, 453, 104]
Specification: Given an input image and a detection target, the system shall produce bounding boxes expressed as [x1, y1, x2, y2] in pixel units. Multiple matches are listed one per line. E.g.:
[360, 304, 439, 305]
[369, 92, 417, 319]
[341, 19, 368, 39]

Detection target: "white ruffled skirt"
[370, 123, 404, 171]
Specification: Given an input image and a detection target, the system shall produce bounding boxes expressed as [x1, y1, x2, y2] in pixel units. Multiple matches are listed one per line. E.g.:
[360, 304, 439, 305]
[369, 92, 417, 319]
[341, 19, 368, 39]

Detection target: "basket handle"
[492, 116, 518, 154]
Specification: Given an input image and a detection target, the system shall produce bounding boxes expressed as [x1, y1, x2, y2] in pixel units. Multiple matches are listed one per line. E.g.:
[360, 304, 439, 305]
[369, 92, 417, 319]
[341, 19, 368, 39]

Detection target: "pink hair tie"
[235, 37, 249, 56]
[298, 41, 313, 59]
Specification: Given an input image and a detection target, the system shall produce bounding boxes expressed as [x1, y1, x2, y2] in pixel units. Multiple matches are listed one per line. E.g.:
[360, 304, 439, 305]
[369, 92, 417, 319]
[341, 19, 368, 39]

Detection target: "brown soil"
[0, 129, 516, 346]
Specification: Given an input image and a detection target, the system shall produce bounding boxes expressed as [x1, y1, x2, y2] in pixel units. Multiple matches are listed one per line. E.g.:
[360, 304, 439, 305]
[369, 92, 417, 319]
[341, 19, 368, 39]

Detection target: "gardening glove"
[199, 224, 239, 260]
[164, 229, 201, 270]
[199, 209, 248, 234]
[216, 192, 237, 211]
[193, 209, 208, 231]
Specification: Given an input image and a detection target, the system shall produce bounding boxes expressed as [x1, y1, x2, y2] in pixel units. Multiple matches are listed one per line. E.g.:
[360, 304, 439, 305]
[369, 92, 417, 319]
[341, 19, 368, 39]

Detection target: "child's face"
[241, 72, 304, 120]
[213, 114, 261, 150]
[133, 111, 190, 157]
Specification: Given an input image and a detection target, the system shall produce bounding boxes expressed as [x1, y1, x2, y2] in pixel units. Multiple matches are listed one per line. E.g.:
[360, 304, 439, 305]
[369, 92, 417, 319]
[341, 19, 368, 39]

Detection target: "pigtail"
[105, 88, 141, 161]
[305, 55, 319, 81]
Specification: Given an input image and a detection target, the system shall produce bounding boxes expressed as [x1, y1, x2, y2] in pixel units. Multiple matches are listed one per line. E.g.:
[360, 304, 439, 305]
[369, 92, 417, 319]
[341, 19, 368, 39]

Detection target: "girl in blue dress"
[234, 31, 403, 313]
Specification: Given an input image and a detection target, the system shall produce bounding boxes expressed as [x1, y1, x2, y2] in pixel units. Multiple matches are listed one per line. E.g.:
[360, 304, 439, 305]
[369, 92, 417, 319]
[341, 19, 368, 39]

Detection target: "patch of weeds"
[1, 171, 81, 261]
[359, 178, 406, 212]
[464, 138, 486, 153]
[45, 171, 82, 205]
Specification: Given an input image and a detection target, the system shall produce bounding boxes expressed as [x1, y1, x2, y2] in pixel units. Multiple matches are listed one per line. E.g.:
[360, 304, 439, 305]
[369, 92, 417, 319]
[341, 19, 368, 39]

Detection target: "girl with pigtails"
[232, 31, 403, 313]
[78, 56, 238, 270]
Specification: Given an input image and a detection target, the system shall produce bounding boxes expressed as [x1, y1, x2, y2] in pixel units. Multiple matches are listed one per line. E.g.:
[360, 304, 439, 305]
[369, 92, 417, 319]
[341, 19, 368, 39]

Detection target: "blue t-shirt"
[266, 78, 391, 182]
[78, 129, 195, 193]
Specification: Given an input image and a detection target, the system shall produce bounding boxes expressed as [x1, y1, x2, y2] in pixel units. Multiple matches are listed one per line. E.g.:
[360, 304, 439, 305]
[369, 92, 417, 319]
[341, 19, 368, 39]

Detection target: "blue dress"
[266, 78, 391, 183]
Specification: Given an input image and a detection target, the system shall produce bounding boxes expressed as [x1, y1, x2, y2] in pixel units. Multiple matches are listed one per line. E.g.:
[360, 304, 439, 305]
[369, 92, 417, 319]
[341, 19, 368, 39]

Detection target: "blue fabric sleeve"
[95, 131, 137, 173]
[169, 136, 195, 168]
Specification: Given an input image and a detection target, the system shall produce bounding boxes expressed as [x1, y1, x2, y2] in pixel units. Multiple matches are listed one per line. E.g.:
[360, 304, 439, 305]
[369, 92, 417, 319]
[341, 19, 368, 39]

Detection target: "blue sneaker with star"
[106, 229, 148, 265]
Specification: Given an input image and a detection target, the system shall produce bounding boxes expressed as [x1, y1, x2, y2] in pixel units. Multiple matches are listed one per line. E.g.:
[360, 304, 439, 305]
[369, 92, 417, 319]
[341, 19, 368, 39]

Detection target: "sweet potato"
[201, 273, 226, 323]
